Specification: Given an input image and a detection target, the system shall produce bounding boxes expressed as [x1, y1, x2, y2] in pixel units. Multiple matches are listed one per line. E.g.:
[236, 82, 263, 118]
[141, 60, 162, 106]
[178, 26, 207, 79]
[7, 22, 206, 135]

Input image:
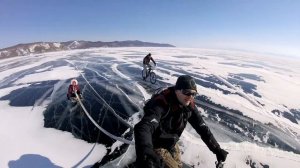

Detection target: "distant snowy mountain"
[0, 40, 175, 59]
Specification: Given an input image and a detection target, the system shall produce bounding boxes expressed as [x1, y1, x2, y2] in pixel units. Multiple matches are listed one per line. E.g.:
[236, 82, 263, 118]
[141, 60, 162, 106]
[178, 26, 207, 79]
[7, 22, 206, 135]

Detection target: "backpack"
[144, 87, 171, 120]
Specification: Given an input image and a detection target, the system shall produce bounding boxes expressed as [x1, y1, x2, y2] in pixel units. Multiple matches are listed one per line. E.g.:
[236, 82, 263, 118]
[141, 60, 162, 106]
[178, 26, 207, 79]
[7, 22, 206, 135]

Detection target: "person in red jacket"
[67, 79, 82, 100]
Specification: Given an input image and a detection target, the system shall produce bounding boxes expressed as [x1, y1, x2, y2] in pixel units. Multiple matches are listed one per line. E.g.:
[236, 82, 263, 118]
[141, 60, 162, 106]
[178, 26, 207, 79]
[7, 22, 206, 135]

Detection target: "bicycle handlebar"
[215, 161, 224, 168]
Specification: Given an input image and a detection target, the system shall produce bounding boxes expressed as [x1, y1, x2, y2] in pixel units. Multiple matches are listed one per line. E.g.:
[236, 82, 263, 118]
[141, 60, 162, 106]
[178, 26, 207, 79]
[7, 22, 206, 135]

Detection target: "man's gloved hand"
[216, 148, 228, 162]
[143, 149, 163, 168]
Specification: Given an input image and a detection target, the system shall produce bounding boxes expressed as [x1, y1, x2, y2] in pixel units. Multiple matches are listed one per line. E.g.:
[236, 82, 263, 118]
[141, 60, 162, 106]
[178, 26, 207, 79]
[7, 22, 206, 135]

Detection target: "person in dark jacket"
[143, 53, 156, 80]
[67, 79, 82, 100]
[134, 75, 228, 168]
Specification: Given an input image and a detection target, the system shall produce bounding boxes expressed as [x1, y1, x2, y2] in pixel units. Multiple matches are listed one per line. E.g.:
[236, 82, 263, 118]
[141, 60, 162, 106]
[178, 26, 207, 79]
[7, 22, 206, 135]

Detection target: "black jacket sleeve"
[188, 106, 221, 154]
[150, 57, 156, 65]
[134, 105, 163, 159]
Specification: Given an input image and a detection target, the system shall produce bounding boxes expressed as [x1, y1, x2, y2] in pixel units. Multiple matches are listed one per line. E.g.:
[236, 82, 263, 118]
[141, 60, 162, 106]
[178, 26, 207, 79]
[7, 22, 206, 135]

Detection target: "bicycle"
[142, 65, 157, 84]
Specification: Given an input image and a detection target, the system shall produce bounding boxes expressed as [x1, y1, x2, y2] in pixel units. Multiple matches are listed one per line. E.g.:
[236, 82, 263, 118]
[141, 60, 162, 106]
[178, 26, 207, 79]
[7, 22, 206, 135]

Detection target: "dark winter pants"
[67, 91, 81, 99]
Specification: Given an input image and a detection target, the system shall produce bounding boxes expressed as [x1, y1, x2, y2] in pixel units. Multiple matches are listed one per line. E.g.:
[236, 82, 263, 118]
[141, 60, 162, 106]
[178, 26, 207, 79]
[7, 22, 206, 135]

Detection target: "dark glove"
[216, 148, 228, 162]
[141, 149, 163, 168]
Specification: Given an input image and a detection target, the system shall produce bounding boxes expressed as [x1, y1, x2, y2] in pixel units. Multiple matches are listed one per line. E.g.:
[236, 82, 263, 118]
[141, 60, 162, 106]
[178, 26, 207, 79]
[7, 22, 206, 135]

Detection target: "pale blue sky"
[1, 0, 300, 56]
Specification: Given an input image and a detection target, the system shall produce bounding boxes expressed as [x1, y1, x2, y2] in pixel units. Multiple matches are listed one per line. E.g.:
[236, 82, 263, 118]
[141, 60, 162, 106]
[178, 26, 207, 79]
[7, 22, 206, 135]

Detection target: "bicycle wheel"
[149, 72, 156, 84]
[142, 69, 147, 79]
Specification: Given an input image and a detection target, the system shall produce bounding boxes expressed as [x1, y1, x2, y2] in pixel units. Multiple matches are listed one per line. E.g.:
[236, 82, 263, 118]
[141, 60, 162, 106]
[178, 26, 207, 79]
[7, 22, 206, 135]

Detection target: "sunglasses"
[181, 90, 197, 97]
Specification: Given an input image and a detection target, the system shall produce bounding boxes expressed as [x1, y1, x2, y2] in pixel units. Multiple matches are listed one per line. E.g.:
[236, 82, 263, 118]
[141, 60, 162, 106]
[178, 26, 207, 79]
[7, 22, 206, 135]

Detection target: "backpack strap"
[153, 88, 174, 120]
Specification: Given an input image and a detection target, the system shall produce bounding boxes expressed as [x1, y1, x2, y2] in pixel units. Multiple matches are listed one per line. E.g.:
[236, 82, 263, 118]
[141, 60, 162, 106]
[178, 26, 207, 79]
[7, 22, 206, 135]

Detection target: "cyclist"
[134, 75, 228, 168]
[143, 53, 156, 80]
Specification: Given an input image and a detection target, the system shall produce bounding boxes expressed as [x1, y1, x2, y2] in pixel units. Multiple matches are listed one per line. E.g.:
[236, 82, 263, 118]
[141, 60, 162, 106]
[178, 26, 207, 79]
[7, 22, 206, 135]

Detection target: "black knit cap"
[175, 75, 197, 92]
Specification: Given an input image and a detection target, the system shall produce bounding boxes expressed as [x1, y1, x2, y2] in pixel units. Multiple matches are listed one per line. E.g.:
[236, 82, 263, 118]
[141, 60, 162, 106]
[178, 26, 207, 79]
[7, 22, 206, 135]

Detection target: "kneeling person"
[67, 79, 82, 100]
